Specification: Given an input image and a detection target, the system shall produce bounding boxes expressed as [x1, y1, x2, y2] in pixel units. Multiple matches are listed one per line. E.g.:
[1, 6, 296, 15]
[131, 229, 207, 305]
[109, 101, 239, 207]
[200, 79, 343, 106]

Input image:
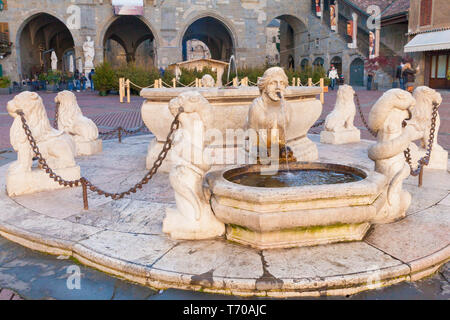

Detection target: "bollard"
[154, 79, 159, 88]
[119, 78, 124, 103]
[308, 78, 312, 87]
[233, 77, 238, 87]
[292, 78, 295, 86]
[159, 78, 162, 88]
[118, 127, 122, 143]
[320, 78, 324, 104]
[297, 77, 300, 86]
[126, 79, 130, 104]
[82, 179, 89, 210]
[172, 78, 176, 88]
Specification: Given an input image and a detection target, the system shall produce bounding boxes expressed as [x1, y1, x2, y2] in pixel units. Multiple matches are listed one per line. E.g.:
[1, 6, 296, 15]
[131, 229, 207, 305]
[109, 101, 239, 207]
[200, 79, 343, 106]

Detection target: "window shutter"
[0, 23, 9, 43]
[420, 0, 432, 26]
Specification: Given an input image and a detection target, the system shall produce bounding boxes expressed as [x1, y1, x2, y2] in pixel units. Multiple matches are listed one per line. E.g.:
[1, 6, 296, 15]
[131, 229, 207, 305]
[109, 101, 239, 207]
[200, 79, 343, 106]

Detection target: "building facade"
[406, 0, 450, 89]
[0, 0, 409, 86]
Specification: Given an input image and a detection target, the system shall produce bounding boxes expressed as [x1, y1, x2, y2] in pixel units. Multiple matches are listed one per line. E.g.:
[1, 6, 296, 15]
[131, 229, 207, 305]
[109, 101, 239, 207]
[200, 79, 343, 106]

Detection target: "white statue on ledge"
[82, 36, 95, 70]
[55, 91, 102, 156]
[163, 91, 225, 240]
[6, 92, 80, 196]
[320, 84, 360, 144]
[368, 89, 421, 223]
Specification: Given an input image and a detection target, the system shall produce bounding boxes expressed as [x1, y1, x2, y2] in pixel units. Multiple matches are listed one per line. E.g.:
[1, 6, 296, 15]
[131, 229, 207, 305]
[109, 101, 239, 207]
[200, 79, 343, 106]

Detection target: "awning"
[405, 30, 450, 53]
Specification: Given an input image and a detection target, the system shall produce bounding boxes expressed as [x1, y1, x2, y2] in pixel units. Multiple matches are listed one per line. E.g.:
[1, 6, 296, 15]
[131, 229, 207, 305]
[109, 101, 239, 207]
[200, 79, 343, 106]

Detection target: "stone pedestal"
[146, 138, 173, 173]
[424, 147, 448, 170]
[288, 136, 319, 161]
[320, 129, 361, 145]
[6, 166, 81, 197]
[75, 139, 102, 156]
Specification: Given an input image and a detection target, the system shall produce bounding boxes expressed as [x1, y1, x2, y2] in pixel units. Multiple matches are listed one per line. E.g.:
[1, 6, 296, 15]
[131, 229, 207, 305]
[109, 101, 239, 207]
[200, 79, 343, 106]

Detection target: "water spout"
[226, 55, 239, 87]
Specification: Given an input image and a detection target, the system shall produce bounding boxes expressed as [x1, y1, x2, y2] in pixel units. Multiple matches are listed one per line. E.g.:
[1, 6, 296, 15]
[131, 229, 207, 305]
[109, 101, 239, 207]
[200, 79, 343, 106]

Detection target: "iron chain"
[17, 107, 183, 202]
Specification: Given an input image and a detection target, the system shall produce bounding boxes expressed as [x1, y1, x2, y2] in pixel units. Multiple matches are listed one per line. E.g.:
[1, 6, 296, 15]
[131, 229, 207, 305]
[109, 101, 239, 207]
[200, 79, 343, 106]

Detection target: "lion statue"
[55, 90, 99, 143]
[367, 89, 421, 223]
[407, 86, 447, 170]
[201, 74, 215, 88]
[163, 91, 225, 240]
[324, 85, 357, 132]
[7, 91, 77, 175]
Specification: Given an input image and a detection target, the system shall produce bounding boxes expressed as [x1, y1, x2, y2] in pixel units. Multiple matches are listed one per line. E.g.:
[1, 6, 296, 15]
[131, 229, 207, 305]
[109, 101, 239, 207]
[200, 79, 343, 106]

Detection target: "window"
[0, 1, 7, 11]
[420, 0, 432, 26]
[272, 36, 276, 43]
[0, 22, 9, 43]
[437, 55, 448, 78]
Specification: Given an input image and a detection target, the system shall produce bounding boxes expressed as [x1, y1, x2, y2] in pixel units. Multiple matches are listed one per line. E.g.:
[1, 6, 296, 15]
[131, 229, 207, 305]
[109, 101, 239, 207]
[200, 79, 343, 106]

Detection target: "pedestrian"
[367, 70, 375, 91]
[74, 69, 81, 92]
[80, 72, 87, 91]
[328, 65, 338, 91]
[67, 72, 74, 91]
[397, 59, 406, 90]
[88, 69, 95, 91]
[401, 62, 419, 92]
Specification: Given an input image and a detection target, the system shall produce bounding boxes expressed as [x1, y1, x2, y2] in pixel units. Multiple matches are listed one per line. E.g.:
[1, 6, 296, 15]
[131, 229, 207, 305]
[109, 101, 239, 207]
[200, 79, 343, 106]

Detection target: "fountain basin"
[140, 86, 322, 171]
[205, 162, 388, 249]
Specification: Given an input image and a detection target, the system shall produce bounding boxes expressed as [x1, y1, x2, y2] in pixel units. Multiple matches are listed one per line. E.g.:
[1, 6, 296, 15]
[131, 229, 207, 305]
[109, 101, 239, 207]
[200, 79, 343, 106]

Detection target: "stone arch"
[101, 15, 157, 68]
[96, 15, 160, 52]
[265, 13, 308, 69]
[330, 56, 342, 76]
[178, 11, 239, 50]
[15, 11, 76, 79]
[349, 57, 365, 86]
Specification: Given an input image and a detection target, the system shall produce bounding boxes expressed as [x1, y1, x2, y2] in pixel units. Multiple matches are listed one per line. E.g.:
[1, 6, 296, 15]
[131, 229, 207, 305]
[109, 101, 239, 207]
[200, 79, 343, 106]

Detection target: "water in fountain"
[226, 55, 239, 87]
[279, 94, 290, 172]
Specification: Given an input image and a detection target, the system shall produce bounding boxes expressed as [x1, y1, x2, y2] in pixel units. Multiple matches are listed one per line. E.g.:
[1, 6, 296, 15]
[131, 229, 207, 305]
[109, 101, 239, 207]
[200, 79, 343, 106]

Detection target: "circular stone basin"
[205, 162, 387, 249]
[226, 164, 365, 188]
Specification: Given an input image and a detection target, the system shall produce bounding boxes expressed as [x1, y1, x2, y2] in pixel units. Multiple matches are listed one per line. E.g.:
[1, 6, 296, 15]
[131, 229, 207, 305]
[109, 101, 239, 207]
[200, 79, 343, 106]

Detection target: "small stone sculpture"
[55, 91, 102, 156]
[201, 74, 215, 88]
[320, 84, 360, 144]
[247, 67, 296, 163]
[82, 36, 95, 70]
[368, 89, 420, 223]
[51, 51, 58, 71]
[163, 91, 225, 240]
[408, 86, 447, 170]
[6, 92, 80, 196]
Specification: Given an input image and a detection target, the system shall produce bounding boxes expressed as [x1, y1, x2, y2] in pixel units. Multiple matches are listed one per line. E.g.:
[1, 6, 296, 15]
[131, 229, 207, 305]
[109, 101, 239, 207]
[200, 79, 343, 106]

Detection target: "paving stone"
[366, 205, 450, 264]
[0, 288, 14, 300]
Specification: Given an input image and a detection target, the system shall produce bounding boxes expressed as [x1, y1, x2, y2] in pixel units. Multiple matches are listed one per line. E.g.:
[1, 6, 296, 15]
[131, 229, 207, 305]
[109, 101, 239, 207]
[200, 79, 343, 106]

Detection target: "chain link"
[17, 107, 183, 204]
[354, 93, 377, 138]
[403, 103, 439, 176]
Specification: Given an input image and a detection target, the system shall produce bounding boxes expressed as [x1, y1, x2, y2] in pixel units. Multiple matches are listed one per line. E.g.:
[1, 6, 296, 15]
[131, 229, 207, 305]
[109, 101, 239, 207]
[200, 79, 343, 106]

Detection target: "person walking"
[80, 72, 87, 91]
[367, 70, 375, 91]
[397, 59, 406, 90]
[88, 69, 95, 91]
[401, 62, 419, 92]
[328, 65, 339, 91]
[74, 69, 81, 92]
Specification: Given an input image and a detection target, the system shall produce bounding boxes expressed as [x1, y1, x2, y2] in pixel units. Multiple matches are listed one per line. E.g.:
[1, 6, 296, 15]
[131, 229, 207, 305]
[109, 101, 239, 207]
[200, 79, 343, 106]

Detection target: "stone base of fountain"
[205, 162, 388, 249]
[0, 135, 448, 297]
[226, 222, 371, 250]
[320, 129, 361, 145]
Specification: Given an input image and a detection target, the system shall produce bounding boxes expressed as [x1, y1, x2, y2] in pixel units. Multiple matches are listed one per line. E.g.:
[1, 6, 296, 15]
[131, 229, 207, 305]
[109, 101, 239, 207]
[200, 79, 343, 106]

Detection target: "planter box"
[0, 87, 11, 95]
[46, 84, 58, 93]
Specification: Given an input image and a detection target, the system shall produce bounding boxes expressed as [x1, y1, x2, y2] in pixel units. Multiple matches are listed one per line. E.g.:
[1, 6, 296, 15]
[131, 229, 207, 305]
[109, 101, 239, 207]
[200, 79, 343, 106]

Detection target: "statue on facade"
[82, 36, 95, 69]
[51, 51, 58, 71]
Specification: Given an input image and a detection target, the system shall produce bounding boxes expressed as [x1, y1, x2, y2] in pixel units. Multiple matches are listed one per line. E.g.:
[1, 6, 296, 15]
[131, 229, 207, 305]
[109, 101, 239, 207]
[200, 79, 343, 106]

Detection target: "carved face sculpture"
[258, 67, 288, 103]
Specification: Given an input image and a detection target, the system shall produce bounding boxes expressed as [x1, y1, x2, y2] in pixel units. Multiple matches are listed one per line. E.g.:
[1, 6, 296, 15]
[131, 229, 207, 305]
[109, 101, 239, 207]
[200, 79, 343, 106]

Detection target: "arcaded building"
[0, 0, 410, 86]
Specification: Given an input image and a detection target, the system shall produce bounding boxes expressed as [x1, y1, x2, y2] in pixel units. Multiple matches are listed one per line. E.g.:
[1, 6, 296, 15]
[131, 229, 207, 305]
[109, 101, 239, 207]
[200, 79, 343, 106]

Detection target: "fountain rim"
[205, 162, 388, 203]
[140, 86, 322, 101]
[223, 162, 368, 188]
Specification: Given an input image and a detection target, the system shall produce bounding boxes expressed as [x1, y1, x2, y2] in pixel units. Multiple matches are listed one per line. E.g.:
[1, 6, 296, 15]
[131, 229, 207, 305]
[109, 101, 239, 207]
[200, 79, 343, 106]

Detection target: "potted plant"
[0, 76, 11, 94]
[38, 73, 47, 91]
[92, 62, 117, 96]
[46, 70, 61, 92]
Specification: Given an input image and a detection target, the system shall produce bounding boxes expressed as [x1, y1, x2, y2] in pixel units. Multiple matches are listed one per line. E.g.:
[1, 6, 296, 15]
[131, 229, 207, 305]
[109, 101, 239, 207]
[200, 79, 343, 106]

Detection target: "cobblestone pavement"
[1, 88, 449, 151]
